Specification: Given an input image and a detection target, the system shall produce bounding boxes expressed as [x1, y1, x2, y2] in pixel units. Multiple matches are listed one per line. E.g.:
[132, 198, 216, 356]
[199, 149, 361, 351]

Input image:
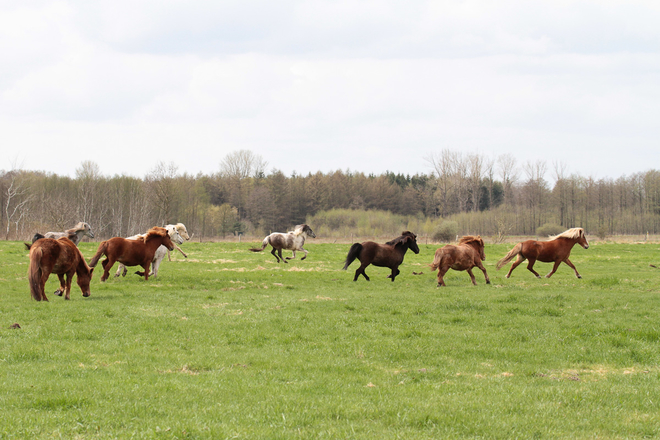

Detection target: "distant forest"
[2, 149, 660, 241]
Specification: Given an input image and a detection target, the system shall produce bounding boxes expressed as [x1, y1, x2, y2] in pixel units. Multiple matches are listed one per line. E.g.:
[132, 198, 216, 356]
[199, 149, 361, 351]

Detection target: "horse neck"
[74, 251, 90, 275]
[145, 237, 167, 252]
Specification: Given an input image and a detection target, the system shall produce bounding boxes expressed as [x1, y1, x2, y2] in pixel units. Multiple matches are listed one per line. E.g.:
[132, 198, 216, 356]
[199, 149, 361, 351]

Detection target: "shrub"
[536, 223, 564, 237]
[596, 225, 608, 240]
[433, 221, 458, 242]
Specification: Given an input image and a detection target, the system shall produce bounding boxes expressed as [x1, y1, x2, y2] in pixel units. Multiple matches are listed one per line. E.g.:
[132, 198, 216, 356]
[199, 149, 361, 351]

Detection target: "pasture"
[1, 240, 660, 439]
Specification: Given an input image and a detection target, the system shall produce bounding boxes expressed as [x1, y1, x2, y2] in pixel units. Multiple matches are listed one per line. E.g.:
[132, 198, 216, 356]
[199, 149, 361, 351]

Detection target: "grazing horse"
[496, 227, 589, 279]
[115, 223, 189, 278]
[32, 222, 95, 246]
[250, 224, 316, 263]
[342, 231, 420, 282]
[430, 235, 490, 287]
[25, 237, 94, 301]
[89, 226, 175, 282]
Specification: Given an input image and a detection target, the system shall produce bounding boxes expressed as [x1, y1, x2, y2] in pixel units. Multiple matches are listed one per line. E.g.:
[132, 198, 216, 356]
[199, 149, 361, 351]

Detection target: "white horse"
[249, 224, 316, 263]
[115, 223, 190, 277]
[32, 222, 95, 246]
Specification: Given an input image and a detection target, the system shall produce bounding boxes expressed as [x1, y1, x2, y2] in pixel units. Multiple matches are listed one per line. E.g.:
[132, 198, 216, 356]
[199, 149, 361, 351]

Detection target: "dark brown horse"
[496, 227, 589, 279]
[342, 231, 420, 282]
[89, 226, 175, 282]
[430, 235, 490, 287]
[25, 237, 94, 301]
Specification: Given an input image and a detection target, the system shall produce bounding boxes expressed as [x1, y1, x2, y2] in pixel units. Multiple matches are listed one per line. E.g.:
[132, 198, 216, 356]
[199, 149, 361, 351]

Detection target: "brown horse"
[342, 231, 420, 282]
[430, 235, 490, 287]
[496, 227, 589, 279]
[25, 237, 94, 301]
[89, 226, 175, 282]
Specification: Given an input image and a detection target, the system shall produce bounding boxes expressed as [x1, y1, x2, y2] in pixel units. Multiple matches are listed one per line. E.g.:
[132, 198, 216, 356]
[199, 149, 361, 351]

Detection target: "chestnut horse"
[342, 231, 420, 282]
[496, 227, 589, 279]
[430, 235, 490, 287]
[25, 237, 94, 301]
[89, 226, 175, 282]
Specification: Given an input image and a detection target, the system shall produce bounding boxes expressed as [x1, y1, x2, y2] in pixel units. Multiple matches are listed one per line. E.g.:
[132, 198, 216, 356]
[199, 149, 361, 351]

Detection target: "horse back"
[433, 244, 479, 270]
[106, 237, 149, 266]
[362, 242, 404, 268]
[269, 233, 296, 250]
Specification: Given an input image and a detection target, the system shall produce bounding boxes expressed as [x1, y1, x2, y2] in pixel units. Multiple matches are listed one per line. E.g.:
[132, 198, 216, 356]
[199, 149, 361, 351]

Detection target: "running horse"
[430, 235, 490, 287]
[89, 226, 175, 281]
[25, 237, 94, 301]
[496, 227, 589, 279]
[31, 221, 95, 246]
[250, 224, 316, 263]
[342, 231, 420, 282]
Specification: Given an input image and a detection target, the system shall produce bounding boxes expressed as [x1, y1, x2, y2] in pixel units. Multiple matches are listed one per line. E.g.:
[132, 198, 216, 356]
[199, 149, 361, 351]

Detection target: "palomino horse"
[25, 237, 94, 301]
[430, 235, 490, 287]
[89, 226, 175, 281]
[32, 222, 95, 246]
[250, 224, 316, 263]
[496, 227, 589, 279]
[115, 223, 189, 278]
[342, 231, 420, 282]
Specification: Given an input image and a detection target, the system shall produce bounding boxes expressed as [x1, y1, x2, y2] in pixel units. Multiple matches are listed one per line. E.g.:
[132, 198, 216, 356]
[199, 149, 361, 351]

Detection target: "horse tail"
[249, 237, 269, 252]
[88, 241, 108, 267]
[28, 247, 43, 301]
[429, 249, 444, 271]
[496, 243, 522, 270]
[342, 243, 363, 270]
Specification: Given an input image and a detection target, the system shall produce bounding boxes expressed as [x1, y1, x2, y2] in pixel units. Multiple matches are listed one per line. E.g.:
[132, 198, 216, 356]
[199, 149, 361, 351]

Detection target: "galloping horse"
[342, 231, 420, 282]
[115, 223, 189, 278]
[89, 227, 175, 281]
[32, 222, 95, 246]
[25, 237, 94, 301]
[431, 235, 490, 287]
[250, 224, 316, 263]
[496, 227, 589, 279]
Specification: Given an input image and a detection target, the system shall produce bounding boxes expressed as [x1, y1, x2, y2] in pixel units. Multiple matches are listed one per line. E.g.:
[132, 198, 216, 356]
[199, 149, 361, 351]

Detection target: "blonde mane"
[550, 227, 584, 240]
[458, 235, 484, 247]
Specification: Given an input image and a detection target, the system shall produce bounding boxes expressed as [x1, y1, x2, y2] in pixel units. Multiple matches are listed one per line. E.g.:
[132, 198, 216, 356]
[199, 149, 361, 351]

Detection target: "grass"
[1, 240, 660, 439]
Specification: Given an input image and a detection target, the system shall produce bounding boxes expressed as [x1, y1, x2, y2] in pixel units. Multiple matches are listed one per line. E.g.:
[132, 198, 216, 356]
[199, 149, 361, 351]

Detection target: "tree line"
[2, 150, 660, 241]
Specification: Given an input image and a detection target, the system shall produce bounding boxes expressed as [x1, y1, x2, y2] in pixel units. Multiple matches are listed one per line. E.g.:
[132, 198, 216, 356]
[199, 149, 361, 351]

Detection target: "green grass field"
[1, 240, 660, 439]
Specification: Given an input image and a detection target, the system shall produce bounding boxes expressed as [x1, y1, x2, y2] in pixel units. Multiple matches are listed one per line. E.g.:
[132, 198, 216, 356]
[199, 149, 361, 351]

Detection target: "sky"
[1, 0, 659, 181]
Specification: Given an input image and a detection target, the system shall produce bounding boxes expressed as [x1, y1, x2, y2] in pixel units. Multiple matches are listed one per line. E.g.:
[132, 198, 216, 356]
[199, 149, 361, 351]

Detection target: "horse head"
[145, 226, 175, 251]
[393, 231, 419, 254]
[577, 228, 589, 249]
[302, 224, 316, 238]
[165, 225, 185, 245]
[76, 266, 94, 297]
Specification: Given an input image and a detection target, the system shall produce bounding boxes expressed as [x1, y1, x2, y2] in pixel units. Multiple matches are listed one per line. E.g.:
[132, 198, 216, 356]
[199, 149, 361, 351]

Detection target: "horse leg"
[278, 248, 287, 264]
[270, 247, 281, 263]
[54, 273, 65, 296]
[64, 273, 73, 300]
[100, 258, 114, 282]
[39, 272, 49, 301]
[354, 263, 370, 281]
[563, 258, 582, 279]
[285, 250, 296, 261]
[476, 262, 491, 284]
[506, 255, 525, 278]
[526, 259, 541, 278]
[141, 263, 150, 281]
[466, 268, 478, 286]
[300, 248, 308, 260]
[436, 265, 449, 287]
[389, 267, 400, 282]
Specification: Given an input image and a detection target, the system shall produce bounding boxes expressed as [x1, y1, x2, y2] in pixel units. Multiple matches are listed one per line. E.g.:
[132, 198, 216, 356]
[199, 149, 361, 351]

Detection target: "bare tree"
[497, 154, 518, 206]
[2, 170, 34, 240]
[146, 162, 179, 225]
[220, 150, 267, 218]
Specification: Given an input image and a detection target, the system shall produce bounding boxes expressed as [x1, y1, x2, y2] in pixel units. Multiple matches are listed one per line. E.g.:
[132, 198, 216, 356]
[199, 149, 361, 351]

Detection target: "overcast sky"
[1, 0, 659, 180]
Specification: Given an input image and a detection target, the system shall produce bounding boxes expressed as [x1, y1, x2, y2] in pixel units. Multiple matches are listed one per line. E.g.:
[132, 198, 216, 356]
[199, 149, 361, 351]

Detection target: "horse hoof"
[54, 290, 63, 296]
[486, 281, 491, 284]
[577, 275, 582, 279]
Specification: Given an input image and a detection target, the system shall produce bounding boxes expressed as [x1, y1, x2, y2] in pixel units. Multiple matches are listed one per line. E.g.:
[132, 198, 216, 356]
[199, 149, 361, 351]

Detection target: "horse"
[115, 223, 189, 278]
[249, 224, 316, 263]
[342, 231, 420, 282]
[430, 235, 490, 287]
[32, 222, 95, 246]
[25, 236, 94, 301]
[496, 227, 589, 279]
[89, 226, 175, 282]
